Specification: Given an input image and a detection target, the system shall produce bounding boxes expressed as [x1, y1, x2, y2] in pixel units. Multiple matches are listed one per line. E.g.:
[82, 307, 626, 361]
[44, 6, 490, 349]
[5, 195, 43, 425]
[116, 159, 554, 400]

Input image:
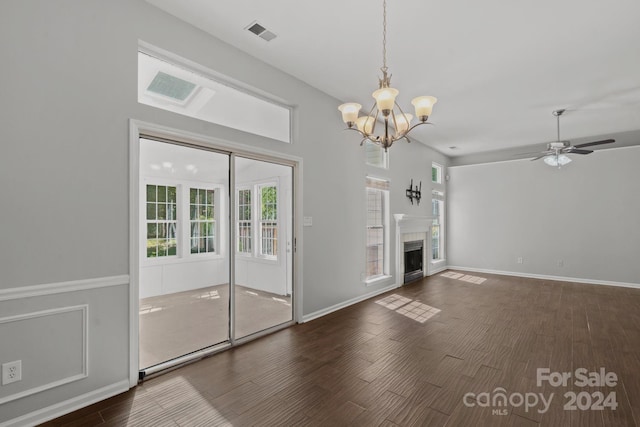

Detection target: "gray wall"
[0, 0, 446, 423]
[448, 146, 640, 284]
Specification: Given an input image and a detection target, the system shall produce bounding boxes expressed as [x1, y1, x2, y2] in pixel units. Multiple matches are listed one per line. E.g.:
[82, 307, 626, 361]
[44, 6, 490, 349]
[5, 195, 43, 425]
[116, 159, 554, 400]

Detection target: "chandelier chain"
[382, 0, 387, 72]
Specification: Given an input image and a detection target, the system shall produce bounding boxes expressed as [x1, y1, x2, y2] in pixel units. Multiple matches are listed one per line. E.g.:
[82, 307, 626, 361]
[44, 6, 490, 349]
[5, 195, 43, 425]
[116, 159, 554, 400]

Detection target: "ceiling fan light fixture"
[544, 154, 572, 167]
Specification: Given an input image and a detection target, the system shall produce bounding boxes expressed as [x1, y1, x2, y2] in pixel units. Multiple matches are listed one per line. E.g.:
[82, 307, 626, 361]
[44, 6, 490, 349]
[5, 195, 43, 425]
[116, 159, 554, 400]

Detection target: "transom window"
[365, 141, 389, 169]
[138, 49, 291, 143]
[432, 163, 443, 184]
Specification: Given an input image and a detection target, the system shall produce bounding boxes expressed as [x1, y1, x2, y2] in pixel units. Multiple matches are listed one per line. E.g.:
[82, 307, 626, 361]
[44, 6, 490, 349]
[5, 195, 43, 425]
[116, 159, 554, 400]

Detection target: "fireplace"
[394, 214, 433, 287]
[404, 240, 424, 283]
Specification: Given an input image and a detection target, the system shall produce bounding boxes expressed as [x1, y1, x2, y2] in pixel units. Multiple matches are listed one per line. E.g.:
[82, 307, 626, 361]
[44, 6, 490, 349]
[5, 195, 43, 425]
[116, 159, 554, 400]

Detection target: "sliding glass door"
[233, 157, 293, 340]
[138, 138, 293, 374]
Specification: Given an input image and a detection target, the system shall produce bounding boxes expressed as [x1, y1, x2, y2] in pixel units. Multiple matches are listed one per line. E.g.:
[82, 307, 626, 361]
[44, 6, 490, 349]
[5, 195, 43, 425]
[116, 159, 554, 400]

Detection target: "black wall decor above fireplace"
[404, 240, 424, 283]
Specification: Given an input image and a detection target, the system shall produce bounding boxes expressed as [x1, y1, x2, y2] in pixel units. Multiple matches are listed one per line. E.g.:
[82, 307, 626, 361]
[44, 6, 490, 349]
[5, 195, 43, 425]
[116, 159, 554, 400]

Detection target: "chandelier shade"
[338, 0, 437, 151]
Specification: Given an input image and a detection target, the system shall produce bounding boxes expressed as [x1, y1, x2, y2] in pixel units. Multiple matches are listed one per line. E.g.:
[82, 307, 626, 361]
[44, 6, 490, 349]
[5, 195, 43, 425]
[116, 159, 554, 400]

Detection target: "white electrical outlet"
[557, 260, 564, 267]
[517, 257, 523, 264]
[2, 360, 22, 385]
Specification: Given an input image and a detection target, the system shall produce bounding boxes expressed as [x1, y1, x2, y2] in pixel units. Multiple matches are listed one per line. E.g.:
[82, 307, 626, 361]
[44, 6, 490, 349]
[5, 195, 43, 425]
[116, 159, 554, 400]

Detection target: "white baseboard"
[428, 265, 448, 276]
[0, 379, 130, 427]
[302, 283, 399, 323]
[446, 266, 640, 289]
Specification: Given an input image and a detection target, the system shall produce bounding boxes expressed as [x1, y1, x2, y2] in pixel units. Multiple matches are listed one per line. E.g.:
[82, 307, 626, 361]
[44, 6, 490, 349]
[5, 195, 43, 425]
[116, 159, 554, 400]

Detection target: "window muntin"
[259, 185, 278, 258]
[237, 189, 252, 254]
[146, 184, 177, 257]
[190, 188, 216, 254]
[138, 50, 291, 143]
[366, 177, 389, 279]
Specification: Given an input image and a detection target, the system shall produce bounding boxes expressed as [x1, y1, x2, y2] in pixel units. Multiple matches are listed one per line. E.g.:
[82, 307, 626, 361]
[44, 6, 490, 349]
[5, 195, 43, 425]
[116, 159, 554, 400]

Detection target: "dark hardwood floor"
[41, 271, 640, 426]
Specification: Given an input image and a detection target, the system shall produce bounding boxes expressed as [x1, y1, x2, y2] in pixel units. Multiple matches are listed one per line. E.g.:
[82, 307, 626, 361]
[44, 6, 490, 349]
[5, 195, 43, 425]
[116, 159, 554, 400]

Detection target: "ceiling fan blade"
[566, 148, 593, 155]
[573, 139, 615, 148]
[514, 151, 546, 157]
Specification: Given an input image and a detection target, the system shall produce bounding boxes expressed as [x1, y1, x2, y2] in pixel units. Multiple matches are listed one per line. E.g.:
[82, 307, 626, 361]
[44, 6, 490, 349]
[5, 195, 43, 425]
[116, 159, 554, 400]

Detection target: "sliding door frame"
[129, 119, 303, 386]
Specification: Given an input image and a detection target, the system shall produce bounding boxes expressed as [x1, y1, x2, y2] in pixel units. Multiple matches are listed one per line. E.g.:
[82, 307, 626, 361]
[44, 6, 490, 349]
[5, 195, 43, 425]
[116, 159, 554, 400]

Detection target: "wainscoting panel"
[0, 305, 88, 405]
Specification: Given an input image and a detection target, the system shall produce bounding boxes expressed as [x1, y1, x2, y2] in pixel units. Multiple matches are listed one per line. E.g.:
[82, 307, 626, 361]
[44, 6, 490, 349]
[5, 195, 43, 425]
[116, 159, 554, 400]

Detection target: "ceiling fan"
[527, 109, 615, 167]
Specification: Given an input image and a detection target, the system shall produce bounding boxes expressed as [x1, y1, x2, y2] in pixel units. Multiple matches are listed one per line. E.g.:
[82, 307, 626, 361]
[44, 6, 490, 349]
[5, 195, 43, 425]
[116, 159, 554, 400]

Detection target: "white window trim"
[257, 182, 279, 261]
[431, 190, 446, 264]
[235, 179, 280, 263]
[138, 42, 293, 144]
[365, 140, 389, 169]
[187, 185, 223, 258]
[432, 162, 444, 184]
[141, 178, 225, 266]
[365, 177, 390, 281]
[236, 186, 253, 257]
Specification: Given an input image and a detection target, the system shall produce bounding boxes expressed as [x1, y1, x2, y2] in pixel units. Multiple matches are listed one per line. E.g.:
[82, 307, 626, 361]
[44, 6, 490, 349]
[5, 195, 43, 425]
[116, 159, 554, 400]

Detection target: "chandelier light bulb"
[411, 96, 437, 122]
[338, 103, 362, 126]
[356, 116, 375, 134]
[372, 87, 399, 115]
[394, 113, 413, 134]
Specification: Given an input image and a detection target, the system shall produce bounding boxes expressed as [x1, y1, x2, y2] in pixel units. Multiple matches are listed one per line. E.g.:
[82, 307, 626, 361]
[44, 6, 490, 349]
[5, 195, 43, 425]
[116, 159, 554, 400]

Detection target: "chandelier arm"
[394, 101, 410, 120]
[344, 127, 386, 147]
[364, 107, 379, 137]
[404, 121, 433, 135]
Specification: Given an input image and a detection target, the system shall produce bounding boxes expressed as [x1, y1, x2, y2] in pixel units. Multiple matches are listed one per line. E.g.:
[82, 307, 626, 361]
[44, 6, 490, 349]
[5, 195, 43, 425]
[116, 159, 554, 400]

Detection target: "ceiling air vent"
[246, 21, 277, 42]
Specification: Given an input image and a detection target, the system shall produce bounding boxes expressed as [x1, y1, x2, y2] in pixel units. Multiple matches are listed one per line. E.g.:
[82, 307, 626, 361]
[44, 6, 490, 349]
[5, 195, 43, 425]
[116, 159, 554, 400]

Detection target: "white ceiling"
[146, 0, 640, 158]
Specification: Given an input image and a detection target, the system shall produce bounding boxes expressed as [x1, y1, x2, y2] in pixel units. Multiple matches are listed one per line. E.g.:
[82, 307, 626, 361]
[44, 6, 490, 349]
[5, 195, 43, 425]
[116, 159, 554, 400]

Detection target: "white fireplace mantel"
[394, 214, 435, 286]
[394, 214, 435, 234]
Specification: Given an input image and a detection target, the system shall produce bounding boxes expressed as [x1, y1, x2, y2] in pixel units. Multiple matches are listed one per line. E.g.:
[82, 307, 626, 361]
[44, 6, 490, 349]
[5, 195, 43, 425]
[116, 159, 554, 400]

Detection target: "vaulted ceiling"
[146, 0, 640, 161]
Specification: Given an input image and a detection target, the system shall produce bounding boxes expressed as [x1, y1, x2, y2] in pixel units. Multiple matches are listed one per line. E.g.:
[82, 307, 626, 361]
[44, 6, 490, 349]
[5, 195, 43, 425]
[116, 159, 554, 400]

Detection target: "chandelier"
[338, 0, 437, 151]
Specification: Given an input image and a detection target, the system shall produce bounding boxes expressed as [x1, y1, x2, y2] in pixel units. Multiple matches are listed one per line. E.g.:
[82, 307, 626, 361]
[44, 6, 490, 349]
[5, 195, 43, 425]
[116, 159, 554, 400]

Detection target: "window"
[432, 163, 443, 184]
[432, 190, 445, 261]
[365, 141, 389, 169]
[236, 183, 279, 260]
[138, 49, 291, 143]
[146, 184, 177, 257]
[190, 188, 216, 254]
[259, 185, 278, 258]
[237, 189, 252, 254]
[366, 177, 389, 279]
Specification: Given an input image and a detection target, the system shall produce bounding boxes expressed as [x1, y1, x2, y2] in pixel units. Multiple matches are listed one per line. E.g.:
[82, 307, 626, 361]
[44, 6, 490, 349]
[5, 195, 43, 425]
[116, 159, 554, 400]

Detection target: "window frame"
[365, 177, 390, 282]
[432, 162, 443, 184]
[365, 140, 389, 169]
[431, 190, 445, 262]
[188, 187, 219, 256]
[144, 183, 179, 260]
[138, 44, 293, 144]
[257, 183, 278, 260]
[235, 181, 280, 262]
[236, 187, 253, 256]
